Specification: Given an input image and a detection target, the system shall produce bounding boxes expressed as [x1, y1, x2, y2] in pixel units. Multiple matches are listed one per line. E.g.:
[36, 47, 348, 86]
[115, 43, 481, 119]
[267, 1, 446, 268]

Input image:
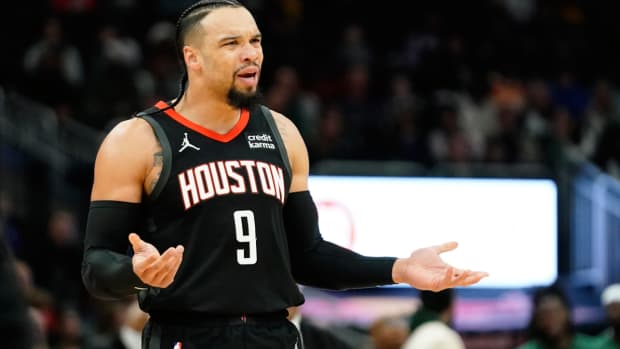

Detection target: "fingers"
[129, 232, 185, 288]
[137, 245, 184, 288]
[129, 233, 144, 252]
[140, 247, 176, 280]
[433, 241, 458, 254]
[133, 253, 158, 275]
[432, 267, 488, 291]
[158, 245, 184, 287]
[153, 247, 184, 286]
[455, 271, 489, 286]
[448, 269, 489, 287]
[434, 266, 456, 291]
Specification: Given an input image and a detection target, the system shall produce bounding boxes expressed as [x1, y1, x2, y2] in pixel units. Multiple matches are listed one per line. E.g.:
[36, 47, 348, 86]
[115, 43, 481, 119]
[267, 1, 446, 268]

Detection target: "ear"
[183, 46, 201, 71]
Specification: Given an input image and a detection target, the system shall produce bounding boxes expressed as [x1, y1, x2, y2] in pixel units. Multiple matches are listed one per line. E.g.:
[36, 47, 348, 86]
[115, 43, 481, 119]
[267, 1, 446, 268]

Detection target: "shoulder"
[573, 332, 605, 345]
[266, 108, 308, 168]
[98, 117, 159, 155]
[589, 332, 616, 348]
[102, 117, 156, 146]
[95, 117, 158, 168]
[91, 117, 160, 200]
[268, 109, 305, 146]
[413, 321, 455, 335]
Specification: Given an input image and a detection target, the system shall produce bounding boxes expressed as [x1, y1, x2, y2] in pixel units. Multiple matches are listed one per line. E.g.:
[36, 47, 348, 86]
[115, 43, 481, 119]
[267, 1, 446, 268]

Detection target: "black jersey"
[136, 101, 304, 315]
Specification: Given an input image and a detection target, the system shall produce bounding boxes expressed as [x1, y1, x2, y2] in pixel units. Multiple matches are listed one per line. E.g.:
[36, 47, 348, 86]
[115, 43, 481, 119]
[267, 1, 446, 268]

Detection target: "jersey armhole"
[140, 114, 172, 201]
[260, 105, 292, 183]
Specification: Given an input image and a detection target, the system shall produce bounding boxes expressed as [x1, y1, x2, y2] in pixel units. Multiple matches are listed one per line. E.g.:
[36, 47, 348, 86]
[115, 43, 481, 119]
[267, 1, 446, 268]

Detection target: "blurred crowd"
[2, 0, 620, 348]
[4, 0, 620, 174]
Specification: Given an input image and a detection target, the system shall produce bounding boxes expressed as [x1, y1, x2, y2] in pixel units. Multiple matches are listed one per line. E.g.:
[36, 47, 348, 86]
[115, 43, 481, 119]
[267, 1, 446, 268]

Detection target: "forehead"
[199, 7, 259, 39]
[537, 296, 566, 311]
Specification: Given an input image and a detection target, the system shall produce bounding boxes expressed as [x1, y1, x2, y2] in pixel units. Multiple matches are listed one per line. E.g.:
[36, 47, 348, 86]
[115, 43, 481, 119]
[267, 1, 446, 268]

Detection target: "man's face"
[195, 6, 263, 106]
[535, 295, 570, 339]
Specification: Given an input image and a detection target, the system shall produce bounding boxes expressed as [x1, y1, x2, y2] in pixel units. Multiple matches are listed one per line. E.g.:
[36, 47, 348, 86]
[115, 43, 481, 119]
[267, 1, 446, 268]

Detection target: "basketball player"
[81, 1, 488, 348]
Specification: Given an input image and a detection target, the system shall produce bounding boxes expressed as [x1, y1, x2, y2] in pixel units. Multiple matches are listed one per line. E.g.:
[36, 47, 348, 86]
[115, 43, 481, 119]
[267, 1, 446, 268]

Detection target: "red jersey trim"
[155, 100, 249, 143]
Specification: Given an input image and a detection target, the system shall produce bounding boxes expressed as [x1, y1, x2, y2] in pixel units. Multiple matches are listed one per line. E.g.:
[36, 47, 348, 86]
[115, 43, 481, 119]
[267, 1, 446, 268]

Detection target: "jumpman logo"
[179, 132, 200, 152]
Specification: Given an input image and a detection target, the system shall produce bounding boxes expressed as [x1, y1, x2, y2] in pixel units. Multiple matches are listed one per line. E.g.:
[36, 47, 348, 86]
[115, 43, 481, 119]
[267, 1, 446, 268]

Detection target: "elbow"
[81, 257, 126, 301]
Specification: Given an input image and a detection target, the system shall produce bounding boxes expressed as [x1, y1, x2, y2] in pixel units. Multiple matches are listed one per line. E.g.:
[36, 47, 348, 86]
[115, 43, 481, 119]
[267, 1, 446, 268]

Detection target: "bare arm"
[270, 111, 309, 193]
[82, 118, 183, 300]
[90, 118, 159, 202]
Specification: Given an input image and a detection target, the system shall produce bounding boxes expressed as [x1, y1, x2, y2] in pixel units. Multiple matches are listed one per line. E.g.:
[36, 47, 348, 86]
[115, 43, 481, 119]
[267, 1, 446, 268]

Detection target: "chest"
[151, 108, 289, 210]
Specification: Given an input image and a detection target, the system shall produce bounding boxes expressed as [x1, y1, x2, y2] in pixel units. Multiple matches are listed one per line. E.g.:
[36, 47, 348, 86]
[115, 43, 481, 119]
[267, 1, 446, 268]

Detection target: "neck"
[175, 87, 242, 134]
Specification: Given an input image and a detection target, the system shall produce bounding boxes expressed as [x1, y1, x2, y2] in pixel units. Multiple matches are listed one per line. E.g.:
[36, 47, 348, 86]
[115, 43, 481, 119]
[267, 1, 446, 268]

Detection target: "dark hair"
[526, 284, 575, 340]
[419, 288, 454, 313]
[169, 0, 244, 108]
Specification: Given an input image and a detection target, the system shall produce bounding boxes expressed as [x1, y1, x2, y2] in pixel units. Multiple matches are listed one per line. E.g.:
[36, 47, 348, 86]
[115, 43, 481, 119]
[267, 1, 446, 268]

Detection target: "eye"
[224, 40, 237, 46]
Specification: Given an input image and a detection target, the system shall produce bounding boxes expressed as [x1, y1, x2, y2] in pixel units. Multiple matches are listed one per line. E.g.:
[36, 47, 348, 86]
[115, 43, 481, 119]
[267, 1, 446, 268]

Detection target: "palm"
[395, 241, 488, 291]
[128, 233, 184, 288]
[132, 242, 160, 266]
[406, 247, 453, 290]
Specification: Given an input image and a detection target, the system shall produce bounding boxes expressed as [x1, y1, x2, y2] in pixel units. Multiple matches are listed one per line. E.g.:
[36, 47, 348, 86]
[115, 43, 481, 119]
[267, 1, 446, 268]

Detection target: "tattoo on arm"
[153, 151, 163, 166]
[149, 150, 163, 193]
[274, 117, 289, 144]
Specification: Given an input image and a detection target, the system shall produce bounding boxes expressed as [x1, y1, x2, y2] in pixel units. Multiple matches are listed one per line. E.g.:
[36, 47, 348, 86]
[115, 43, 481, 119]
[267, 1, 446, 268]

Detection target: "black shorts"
[142, 311, 301, 349]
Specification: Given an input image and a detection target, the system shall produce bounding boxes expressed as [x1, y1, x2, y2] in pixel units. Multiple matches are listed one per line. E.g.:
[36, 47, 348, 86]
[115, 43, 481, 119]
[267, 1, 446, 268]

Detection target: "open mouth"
[236, 69, 259, 86]
[238, 72, 257, 79]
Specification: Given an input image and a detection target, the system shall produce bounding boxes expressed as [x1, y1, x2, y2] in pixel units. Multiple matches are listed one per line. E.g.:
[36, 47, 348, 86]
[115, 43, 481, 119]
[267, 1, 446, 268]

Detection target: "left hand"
[392, 241, 488, 292]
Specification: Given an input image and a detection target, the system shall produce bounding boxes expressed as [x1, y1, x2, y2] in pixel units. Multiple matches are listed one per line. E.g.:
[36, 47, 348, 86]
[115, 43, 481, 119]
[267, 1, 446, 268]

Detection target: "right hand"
[129, 233, 184, 288]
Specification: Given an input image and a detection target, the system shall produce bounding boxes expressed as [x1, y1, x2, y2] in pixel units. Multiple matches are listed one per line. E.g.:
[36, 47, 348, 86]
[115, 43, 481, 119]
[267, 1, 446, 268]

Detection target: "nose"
[241, 42, 260, 62]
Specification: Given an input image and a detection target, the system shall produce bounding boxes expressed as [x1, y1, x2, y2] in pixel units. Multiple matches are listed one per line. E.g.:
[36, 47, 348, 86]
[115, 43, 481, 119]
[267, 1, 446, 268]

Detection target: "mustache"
[233, 62, 261, 75]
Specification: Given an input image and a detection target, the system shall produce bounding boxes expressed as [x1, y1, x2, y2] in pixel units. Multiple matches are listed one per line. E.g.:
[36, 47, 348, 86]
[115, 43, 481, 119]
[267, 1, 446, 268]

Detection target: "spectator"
[117, 298, 149, 349]
[13, 259, 53, 347]
[264, 65, 321, 147]
[366, 316, 409, 349]
[336, 24, 373, 69]
[597, 283, 620, 348]
[592, 121, 620, 180]
[82, 22, 142, 129]
[34, 208, 84, 304]
[382, 74, 429, 163]
[0, 232, 37, 348]
[22, 16, 84, 110]
[580, 79, 618, 159]
[49, 304, 85, 349]
[516, 284, 600, 349]
[134, 21, 182, 109]
[87, 298, 148, 349]
[402, 289, 465, 349]
[310, 103, 355, 163]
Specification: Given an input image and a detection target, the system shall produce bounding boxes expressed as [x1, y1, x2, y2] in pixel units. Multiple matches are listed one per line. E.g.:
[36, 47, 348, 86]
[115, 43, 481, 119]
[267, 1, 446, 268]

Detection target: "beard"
[227, 87, 262, 109]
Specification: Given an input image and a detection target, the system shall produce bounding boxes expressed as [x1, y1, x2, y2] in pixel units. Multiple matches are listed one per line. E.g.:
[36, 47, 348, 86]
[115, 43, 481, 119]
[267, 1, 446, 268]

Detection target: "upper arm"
[271, 110, 309, 193]
[90, 118, 159, 202]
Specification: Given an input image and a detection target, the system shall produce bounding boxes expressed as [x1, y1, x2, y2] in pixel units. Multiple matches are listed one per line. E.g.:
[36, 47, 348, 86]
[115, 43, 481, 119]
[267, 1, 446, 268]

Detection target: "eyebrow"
[218, 33, 262, 43]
